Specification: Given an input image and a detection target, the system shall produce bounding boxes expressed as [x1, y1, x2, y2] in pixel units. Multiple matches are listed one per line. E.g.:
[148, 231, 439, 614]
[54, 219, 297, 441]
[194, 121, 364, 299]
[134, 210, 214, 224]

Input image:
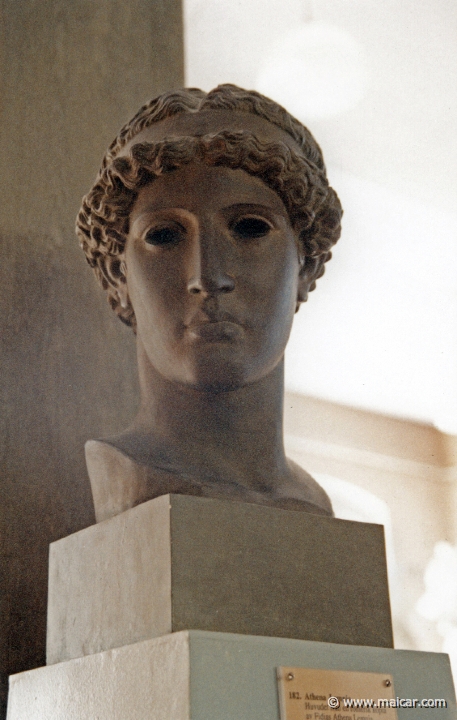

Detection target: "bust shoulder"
[85, 440, 151, 523]
[85, 439, 333, 523]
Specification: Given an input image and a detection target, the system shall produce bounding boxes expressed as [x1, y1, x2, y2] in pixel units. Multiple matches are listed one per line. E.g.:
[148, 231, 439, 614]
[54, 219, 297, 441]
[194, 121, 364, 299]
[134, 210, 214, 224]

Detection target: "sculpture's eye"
[232, 217, 272, 240]
[144, 225, 183, 246]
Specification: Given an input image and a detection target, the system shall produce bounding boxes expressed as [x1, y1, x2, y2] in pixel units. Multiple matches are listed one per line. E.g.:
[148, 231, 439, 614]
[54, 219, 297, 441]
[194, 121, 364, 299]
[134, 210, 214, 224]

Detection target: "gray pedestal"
[47, 494, 393, 664]
[8, 631, 456, 720]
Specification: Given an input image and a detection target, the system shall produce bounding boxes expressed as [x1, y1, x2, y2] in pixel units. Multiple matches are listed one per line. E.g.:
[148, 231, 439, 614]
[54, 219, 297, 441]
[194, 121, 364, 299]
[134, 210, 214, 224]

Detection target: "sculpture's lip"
[186, 320, 243, 342]
[185, 307, 242, 327]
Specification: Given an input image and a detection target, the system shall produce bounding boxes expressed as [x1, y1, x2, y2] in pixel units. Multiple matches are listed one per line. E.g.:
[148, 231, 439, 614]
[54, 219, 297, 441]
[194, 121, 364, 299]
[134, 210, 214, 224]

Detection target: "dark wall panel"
[0, 2, 184, 715]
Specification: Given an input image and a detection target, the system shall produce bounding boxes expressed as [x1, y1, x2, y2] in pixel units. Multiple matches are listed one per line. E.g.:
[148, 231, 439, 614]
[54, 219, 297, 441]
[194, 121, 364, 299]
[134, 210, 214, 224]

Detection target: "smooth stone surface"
[47, 494, 393, 665]
[9, 631, 457, 720]
[47, 495, 172, 664]
[9, 633, 190, 720]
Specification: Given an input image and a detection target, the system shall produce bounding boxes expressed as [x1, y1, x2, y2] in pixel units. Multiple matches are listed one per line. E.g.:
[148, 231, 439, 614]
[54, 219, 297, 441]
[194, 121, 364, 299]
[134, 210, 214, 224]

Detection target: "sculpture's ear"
[101, 255, 130, 310]
[295, 255, 326, 313]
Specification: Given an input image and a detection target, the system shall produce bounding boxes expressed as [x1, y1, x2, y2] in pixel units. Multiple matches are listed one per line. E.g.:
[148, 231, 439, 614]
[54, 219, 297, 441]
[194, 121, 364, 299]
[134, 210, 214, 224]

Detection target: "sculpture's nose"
[186, 221, 235, 296]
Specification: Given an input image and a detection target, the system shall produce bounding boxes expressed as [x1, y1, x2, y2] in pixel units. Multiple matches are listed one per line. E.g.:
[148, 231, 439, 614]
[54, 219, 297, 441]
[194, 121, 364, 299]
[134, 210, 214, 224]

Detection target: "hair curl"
[76, 84, 342, 328]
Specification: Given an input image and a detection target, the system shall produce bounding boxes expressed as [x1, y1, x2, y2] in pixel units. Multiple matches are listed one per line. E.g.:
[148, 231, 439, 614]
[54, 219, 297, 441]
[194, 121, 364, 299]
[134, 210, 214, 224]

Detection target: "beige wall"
[284, 391, 456, 650]
[185, 0, 457, 432]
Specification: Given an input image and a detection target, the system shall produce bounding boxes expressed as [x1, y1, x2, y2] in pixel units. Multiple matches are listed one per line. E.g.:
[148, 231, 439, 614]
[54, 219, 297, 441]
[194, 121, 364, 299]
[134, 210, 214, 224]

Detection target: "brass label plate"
[277, 666, 398, 720]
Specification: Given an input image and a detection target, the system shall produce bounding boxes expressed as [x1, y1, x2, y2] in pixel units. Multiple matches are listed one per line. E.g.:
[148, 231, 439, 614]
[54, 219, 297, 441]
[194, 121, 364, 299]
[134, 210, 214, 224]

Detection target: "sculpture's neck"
[129, 340, 289, 492]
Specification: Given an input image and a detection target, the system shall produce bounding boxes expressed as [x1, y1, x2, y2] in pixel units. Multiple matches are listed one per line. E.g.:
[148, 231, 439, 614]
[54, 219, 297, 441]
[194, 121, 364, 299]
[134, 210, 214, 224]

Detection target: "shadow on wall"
[0, 233, 138, 716]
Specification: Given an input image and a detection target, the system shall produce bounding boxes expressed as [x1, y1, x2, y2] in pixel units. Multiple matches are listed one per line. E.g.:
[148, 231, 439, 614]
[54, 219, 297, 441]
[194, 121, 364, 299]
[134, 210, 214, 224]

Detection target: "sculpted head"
[76, 84, 342, 390]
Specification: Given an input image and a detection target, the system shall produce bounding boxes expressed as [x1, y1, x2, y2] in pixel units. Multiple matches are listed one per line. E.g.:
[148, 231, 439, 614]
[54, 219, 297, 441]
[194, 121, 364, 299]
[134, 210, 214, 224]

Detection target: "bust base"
[8, 631, 456, 720]
[47, 494, 393, 665]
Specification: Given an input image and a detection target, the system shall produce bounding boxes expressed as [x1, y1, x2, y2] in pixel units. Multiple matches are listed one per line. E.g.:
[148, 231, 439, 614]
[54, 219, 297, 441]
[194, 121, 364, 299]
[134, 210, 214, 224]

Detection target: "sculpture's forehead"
[117, 109, 303, 157]
[131, 163, 289, 217]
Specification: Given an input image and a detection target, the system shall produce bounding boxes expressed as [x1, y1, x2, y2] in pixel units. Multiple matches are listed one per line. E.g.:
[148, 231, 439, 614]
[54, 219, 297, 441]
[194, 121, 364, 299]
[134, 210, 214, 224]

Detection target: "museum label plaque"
[277, 667, 398, 720]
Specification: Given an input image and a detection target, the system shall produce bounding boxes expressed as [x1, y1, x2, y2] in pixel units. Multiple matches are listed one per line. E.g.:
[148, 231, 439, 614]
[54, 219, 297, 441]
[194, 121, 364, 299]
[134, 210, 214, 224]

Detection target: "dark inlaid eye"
[232, 217, 272, 240]
[144, 226, 182, 246]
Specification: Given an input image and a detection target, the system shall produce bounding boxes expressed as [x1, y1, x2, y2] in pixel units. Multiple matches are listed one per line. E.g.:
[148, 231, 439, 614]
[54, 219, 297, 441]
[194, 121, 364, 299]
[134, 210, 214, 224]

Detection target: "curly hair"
[76, 84, 342, 328]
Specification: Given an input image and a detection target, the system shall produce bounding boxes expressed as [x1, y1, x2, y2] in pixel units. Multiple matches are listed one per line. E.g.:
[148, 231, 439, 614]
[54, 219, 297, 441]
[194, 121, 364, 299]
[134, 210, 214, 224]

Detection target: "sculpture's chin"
[181, 362, 249, 393]
[138, 328, 286, 394]
[177, 348, 284, 393]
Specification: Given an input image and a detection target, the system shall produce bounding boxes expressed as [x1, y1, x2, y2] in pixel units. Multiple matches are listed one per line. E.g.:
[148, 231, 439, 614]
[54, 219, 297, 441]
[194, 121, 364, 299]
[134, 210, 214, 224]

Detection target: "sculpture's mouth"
[186, 319, 243, 342]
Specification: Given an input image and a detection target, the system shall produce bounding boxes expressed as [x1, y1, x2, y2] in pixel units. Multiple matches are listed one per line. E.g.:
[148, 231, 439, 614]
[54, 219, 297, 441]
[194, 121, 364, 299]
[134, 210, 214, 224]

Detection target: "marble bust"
[76, 84, 343, 523]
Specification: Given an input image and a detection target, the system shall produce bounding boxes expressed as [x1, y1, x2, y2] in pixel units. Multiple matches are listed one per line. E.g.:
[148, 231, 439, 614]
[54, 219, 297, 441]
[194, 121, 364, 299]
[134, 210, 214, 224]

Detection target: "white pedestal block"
[47, 494, 393, 665]
[8, 631, 456, 720]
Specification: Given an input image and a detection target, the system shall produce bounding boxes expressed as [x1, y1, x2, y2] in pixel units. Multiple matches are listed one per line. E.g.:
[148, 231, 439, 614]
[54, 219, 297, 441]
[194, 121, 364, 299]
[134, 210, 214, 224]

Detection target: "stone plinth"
[47, 494, 393, 665]
[9, 631, 456, 720]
